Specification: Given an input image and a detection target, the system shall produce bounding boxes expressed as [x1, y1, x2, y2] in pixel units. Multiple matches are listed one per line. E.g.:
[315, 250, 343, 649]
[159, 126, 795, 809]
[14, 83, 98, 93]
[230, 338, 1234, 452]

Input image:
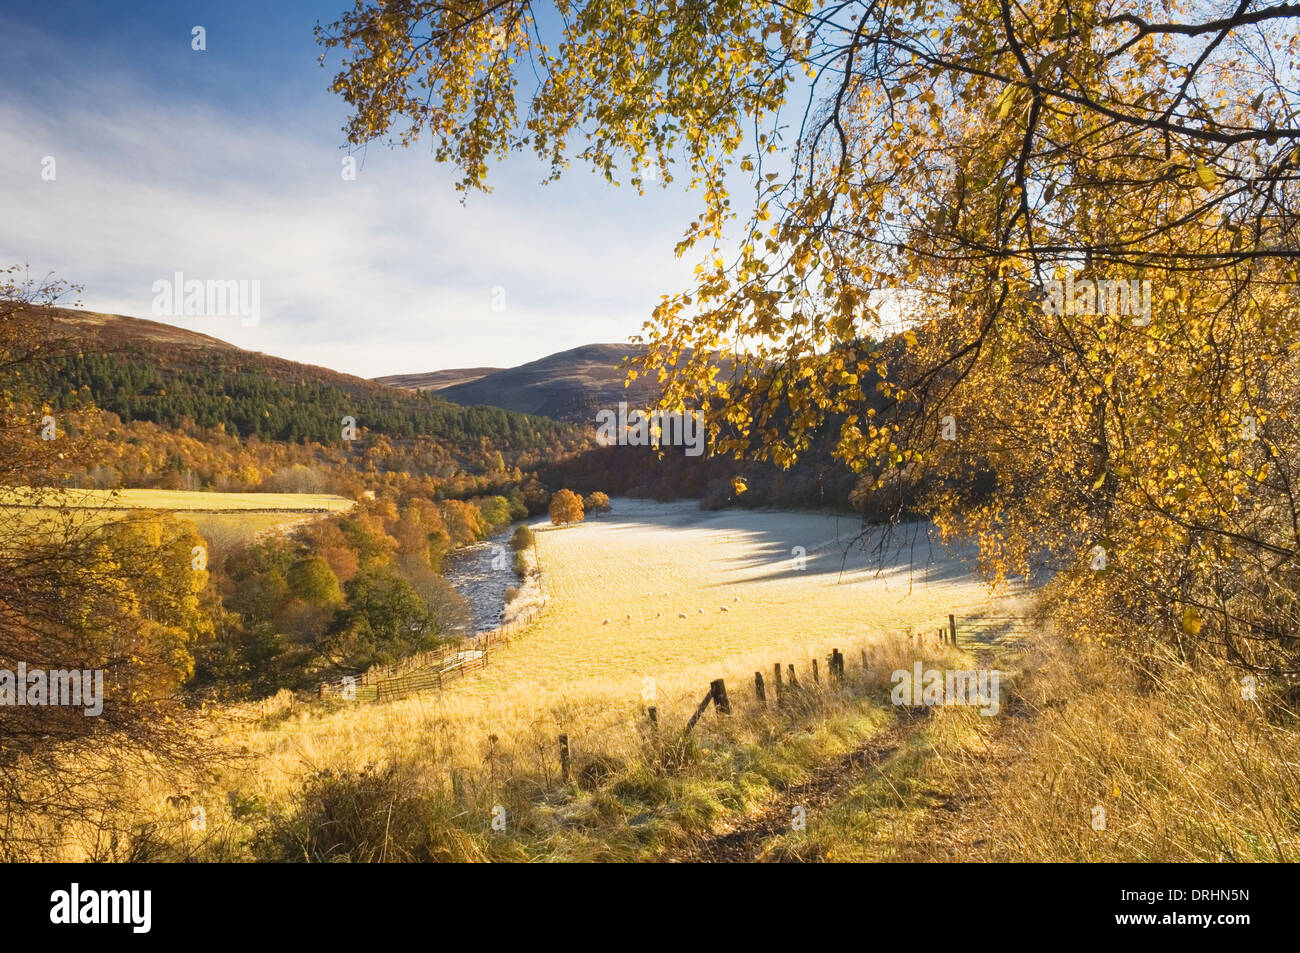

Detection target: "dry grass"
[0, 487, 353, 512]
[6, 500, 1017, 861]
[18, 500, 1295, 863]
[770, 633, 1300, 862]
[976, 636, 1300, 861]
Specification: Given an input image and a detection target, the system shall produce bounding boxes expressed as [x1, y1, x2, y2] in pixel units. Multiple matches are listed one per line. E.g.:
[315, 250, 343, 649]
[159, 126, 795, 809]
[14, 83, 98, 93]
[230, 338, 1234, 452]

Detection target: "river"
[440, 525, 522, 635]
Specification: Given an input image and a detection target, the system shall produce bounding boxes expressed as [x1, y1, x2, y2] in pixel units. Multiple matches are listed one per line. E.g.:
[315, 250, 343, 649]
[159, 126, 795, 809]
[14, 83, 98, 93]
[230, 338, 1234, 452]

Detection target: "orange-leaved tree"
[549, 488, 585, 525]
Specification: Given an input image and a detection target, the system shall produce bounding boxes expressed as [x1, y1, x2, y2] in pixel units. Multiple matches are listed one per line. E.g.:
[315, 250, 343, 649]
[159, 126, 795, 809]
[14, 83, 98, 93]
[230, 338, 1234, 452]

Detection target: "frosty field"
[454, 498, 1028, 703]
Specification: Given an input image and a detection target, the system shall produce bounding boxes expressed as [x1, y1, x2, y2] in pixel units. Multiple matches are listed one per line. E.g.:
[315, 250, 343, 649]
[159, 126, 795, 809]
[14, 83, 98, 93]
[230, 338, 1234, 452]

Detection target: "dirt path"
[894, 660, 1031, 861]
[672, 708, 932, 863]
[673, 634, 1033, 863]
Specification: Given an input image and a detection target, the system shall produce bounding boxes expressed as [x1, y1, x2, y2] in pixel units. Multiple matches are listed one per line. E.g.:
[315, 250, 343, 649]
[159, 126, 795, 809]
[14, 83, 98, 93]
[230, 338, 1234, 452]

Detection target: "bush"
[583, 491, 611, 512]
[510, 525, 535, 551]
[286, 556, 342, 608]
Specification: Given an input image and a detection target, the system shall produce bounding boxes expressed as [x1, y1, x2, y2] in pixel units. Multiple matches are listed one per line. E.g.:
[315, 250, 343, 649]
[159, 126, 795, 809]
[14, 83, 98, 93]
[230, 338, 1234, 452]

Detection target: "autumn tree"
[0, 267, 226, 854]
[287, 555, 344, 608]
[549, 488, 585, 525]
[320, 1, 1300, 673]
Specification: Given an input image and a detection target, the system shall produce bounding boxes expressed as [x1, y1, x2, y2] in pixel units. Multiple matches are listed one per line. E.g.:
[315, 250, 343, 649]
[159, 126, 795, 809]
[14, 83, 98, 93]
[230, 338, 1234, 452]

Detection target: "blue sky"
[0, 1, 709, 378]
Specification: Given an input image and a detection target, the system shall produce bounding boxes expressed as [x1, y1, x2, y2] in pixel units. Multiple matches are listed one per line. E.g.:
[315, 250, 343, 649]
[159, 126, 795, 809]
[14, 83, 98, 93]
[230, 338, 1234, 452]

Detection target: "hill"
[15, 306, 580, 454]
[377, 343, 660, 424]
[373, 367, 503, 391]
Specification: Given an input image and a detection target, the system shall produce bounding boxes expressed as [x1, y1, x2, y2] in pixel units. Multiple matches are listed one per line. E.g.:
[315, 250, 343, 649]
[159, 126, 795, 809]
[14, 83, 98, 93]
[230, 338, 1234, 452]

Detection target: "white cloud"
[0, 39, 701, 378]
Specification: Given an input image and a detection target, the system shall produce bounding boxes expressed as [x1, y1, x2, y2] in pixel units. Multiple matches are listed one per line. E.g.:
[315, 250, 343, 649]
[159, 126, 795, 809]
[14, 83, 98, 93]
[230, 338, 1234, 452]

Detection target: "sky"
[0, 0, 711, 378]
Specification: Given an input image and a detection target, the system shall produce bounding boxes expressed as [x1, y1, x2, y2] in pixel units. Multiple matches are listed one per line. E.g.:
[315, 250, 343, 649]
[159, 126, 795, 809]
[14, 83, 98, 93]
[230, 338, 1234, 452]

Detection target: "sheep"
[678, 612, 688, 619]
[720, 605, 730, 612]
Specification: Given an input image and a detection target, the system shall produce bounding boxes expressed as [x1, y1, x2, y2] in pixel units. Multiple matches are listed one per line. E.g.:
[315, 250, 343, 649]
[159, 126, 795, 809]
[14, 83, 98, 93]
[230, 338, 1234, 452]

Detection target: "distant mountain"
[382, 343, 666, 424]
[374, 367, 503, 391]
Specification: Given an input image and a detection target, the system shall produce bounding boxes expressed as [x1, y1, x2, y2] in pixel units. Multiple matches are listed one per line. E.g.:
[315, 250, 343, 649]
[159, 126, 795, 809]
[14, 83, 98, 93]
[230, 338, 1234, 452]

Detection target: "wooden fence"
[318, 601, 546, 704]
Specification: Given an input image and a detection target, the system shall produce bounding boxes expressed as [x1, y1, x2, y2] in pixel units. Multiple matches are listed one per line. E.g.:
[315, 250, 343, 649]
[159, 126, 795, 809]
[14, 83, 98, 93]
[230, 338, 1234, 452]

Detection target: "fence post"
[647, 706, 658, 731]
[774, 663, 784, 708]
[711, 678, 731, 715]
[812, 658, 820, 684]
[559, 733, 571, 782]
[754, 671, 766, 706]
[787, 664, 798, 689]
[685, 686, 716, 734]
[949, 613, 958, 647]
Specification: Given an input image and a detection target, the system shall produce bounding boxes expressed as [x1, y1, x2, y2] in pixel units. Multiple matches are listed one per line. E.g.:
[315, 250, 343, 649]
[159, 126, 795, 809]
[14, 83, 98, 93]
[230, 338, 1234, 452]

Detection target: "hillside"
[374, 367, 503, 391]
[391, 343, 664, 424]
[15, 306, 581, 454]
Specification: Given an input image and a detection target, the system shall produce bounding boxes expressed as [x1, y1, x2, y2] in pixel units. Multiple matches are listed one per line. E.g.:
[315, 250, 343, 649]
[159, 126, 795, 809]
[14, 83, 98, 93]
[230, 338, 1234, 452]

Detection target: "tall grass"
[977, 635, 1300, 861]
[12, 625, 1299, 862]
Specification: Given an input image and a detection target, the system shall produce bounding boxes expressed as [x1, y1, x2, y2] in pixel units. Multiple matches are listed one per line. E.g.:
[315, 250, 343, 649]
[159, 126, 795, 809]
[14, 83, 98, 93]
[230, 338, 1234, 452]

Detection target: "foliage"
[320, 0, 1300, 669]
[322, 567, 438, 671]
[548, 488, 584, 525]
[510, 524, 535, 551]
[286, 556, 343, 608]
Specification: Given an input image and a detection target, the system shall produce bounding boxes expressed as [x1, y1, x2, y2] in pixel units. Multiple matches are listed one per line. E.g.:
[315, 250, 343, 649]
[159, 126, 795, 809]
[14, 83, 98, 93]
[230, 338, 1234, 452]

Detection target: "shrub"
[510, 525, 535, 551]
[286, 556, 342, 608]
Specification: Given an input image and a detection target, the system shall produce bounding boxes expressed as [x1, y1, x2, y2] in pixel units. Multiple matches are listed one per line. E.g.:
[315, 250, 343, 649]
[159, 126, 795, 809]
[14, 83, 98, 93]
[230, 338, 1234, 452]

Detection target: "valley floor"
[454, 498, 1031, 708]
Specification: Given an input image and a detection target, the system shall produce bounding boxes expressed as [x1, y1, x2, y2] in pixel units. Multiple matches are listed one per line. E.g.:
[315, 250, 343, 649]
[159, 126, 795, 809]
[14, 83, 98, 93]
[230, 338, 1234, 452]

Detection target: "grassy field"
[17, 498, 1296, 862]
[0, 487, 354, 545]
[157, 499, 1028, 859]
[0, 487, 353, 512]
[462, 499, 1028, 699]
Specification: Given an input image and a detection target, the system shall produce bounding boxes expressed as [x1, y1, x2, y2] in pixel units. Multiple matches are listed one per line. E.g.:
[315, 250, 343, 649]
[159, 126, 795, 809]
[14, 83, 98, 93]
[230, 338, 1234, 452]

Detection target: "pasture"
[224, 499, 1029, 838]
[0, 487, 353, 545]
[463, 498, 1028, 700]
